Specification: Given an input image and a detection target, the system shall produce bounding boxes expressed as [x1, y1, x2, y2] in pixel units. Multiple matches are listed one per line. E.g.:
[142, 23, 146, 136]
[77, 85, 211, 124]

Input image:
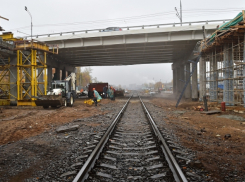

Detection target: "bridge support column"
[210, 52, 218, 102]
[192, 60, 198, 101]
[53, 68, 60, 80]
[172, 63, 177, 96]
[176, 67, 181, 96]
[175, 68, 178, 96]
[47, 66, 53, 90]
[199, 57, 206, 101]
[62, 68, 66, 80]
[185, 63, 191, 99]
[213, 52, 218, 102]
[173, 68, 176, 95]
[223, 44, 234, 105]
[180, 65, 185, 95]
[210, 52, 214, 101]
[243, 33, 245, 107]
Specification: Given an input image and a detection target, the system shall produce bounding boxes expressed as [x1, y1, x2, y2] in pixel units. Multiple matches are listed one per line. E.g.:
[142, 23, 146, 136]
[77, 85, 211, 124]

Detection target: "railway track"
[73, 95, 188, 182]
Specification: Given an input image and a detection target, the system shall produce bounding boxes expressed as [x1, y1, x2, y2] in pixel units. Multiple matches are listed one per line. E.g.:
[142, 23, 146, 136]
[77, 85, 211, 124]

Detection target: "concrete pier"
[47, 67, 53, 90]
[53, 68, 60, 80]
[192, 61, 198, 101]
[199, 57, 206, 101]
[185, 63, 191, 99]
[223, 44, 234, 105]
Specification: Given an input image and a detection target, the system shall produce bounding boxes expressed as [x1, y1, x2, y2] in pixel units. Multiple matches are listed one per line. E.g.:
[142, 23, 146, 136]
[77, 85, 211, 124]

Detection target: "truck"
[114, 88, 124, 97]
[35, 73, 76, 108]
[88, 83, 108, 98]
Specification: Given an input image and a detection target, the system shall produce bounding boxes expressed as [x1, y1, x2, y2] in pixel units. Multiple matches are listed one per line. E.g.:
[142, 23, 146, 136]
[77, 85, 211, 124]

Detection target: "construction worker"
[111, 87, 116, 100]
[93, 88, 102, 106]
[108, 86, 114, 100]
[103, 85, 108, 98]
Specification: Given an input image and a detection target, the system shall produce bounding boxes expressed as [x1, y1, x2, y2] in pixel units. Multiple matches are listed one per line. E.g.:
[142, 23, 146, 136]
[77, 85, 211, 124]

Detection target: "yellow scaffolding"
[14, 39, 58, 106]
[0, 33, 58, 106]
[16, 49, 47, 106]
[0, 56, 17, 105]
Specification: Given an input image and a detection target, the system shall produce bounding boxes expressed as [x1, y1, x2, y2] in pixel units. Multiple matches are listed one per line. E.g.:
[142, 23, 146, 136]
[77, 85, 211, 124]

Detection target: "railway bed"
[72, 95, 188, 182]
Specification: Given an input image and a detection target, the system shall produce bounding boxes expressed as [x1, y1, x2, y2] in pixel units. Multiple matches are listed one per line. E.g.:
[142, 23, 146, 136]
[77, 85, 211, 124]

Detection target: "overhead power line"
[7, 7, 245, 32]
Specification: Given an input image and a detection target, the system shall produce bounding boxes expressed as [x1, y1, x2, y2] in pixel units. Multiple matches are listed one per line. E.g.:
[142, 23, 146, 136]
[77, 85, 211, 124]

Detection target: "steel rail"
[73, 96, 132, 182]
[24, 19, 230, 39]
[139, 96, 188, 182]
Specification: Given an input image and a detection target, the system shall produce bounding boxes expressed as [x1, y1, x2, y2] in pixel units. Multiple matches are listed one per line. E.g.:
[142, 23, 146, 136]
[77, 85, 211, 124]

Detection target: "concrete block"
[56, 125, 79, 133]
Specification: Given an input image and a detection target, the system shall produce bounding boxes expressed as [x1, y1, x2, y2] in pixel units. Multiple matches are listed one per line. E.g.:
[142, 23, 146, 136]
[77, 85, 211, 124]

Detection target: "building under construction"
[199, 11, 245, 106]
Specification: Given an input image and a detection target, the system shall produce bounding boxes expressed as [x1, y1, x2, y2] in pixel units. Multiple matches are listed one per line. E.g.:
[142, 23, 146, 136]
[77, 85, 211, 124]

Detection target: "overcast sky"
[1, 0, 244, 86]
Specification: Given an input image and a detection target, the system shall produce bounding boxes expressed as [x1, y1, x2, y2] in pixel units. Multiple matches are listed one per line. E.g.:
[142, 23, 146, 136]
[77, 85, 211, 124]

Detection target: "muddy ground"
[0, 94, 245, 181]
[150, 93, 245, 182]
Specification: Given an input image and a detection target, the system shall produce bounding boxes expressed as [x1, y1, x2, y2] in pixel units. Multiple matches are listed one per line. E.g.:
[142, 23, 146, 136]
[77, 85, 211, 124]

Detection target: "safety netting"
[208, 12, 243, 43]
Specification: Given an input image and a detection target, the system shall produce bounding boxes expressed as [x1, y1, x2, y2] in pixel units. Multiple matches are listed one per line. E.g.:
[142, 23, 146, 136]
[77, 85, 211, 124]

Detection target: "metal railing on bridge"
[23, 19, 231, 39]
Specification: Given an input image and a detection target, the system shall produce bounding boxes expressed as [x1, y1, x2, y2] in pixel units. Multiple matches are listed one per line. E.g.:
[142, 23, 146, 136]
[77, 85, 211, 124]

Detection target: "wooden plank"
[201, 110, 221, 115]
[230, 25, 245, 28]
[243, 10, 245, 21]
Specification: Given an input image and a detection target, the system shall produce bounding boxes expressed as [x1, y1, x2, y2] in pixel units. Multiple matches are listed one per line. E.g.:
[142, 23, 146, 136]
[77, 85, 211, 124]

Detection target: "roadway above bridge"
[35, 20, 228, 66]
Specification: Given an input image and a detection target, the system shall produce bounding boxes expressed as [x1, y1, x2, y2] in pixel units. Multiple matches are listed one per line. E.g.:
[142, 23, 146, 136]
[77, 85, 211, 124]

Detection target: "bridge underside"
[56, 40, 198, 66]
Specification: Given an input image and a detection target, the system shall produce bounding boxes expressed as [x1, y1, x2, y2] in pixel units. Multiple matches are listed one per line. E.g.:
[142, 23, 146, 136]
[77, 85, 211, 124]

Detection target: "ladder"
[175, 56, 201, 108]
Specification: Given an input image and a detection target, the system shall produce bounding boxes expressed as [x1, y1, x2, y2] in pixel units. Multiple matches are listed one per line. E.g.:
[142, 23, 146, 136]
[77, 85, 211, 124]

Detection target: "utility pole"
[25, 6, 32, 41]
[175, 0, 182, 26]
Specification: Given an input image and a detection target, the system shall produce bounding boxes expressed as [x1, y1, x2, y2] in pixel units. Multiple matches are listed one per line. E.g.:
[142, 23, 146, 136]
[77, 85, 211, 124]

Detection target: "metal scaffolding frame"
[203, 37, 245, 106]
[16, 49, 47, 106]
[200, 10, 245, 106]
[14, 39, 58, 106]
[0, 34, 15, 105]
[0, 55, 17, 105]
[0, 31, 59, 106]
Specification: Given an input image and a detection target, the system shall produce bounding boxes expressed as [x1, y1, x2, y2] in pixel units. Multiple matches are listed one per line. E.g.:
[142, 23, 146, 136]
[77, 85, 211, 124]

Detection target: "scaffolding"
[0, 31, 58, 106]
[15, 40, 58, 106]
[0, 56, 15, 105]
[201, 11, 245, 106]
[0, 35, 15, 105]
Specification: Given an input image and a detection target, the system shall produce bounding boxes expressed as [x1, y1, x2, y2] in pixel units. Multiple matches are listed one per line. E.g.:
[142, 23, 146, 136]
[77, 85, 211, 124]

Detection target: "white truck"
[35, 73, 76, 108]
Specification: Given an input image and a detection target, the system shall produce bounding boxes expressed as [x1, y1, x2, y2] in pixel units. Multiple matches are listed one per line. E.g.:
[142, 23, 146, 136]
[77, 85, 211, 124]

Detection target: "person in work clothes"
[111, 87, 116, 100]
[93, 88, 102, 106]
[103, 85, 108, 98]
[108, 86, 114, 100]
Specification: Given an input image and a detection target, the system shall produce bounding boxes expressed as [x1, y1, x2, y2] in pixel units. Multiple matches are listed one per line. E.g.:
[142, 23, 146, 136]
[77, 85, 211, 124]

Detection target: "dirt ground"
[0, 98, 125, 182]
[0, 99, 111, 145]
[1, 94, 245, 181]
[150, 93, 245, 181]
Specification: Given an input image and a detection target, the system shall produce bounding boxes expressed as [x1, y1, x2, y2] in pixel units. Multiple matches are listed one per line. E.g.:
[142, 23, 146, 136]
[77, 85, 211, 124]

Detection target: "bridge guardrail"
[24, 19, 231, 39]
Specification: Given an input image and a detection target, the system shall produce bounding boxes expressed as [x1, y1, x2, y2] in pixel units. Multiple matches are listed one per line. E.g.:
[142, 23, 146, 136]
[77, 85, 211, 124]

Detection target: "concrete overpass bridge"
[33, 20, 229, 102]
[33, 20, 228, 67]
[1, 19, 230, 105]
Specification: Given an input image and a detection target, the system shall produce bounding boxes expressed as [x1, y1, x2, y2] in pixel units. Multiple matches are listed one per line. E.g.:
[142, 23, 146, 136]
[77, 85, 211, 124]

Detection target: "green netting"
[208, 12, 243, 43]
